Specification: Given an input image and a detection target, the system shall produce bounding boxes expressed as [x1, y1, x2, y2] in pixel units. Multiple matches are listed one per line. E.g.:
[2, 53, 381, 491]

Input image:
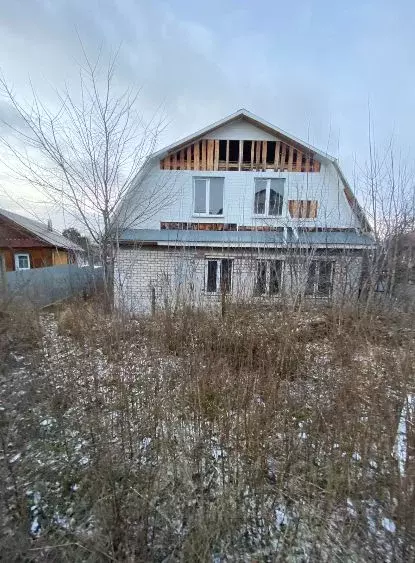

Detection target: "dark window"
[269, 190, 283, 216]
[243, 140, 252, 162]
[318, 261, 333, 296]
[269, 260, 282, 294]
[269, 179, 284, 216]
[305, 261, 317, 295]
[306, 261, 334, 296]
[228, 140, 239, 163]
[255, 261, 267, 295]
[267, 141, 276, 164]
[254, 178, 285, 216]
[219, 140, 227, 161]
[254, 178, 267, 214]
[207, 260, 217, 292]
[220, 259, 232, 293]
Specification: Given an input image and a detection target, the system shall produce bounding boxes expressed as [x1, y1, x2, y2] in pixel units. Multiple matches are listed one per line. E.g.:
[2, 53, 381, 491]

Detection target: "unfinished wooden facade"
[160, 139, 321, 173]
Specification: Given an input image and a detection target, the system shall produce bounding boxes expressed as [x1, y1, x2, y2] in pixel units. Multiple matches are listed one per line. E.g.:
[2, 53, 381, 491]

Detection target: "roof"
[0, 208, 84, 251]
[153, 108, 335, 162]
[118, 228, 375, 249]
[114, 109, 372, 234]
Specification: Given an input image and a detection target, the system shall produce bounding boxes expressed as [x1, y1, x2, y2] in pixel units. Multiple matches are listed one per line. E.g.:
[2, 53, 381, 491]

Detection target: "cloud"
[0, 0, 413, 226]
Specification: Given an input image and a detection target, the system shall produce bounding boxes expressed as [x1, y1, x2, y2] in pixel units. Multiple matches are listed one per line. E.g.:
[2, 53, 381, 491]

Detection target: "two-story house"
[114, 109, 374, 313]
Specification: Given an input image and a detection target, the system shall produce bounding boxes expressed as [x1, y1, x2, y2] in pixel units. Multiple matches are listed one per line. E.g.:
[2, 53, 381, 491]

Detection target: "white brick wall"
[114, 246, 363, 314]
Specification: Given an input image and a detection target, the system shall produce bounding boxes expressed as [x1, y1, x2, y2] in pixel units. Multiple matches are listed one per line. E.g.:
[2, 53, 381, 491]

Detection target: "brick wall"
[114, 246, 364, 314]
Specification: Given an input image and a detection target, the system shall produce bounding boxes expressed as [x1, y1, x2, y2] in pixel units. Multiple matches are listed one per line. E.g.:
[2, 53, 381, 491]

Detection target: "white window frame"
[305, 260, 335, 297]
[14, 253, 31, 271]
[254, 259, 284, 296]
[253, 177, 285, 217]
[205, 258, 233, 294]
[193, 177, 224, 217]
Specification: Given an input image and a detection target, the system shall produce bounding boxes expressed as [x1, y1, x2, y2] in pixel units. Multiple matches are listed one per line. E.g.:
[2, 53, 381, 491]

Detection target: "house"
[114, 109, 374, 313]
[0, 208, 83, 273]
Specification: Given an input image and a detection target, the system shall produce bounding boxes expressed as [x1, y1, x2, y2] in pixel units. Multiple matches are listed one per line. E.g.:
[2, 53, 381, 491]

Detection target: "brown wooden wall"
[0, 216, 70, 271]
[160, 139, 321, 173]
[0, 247, 58, 271]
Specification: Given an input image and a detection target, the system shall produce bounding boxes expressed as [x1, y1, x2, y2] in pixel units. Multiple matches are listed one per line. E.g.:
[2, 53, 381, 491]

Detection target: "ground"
[0, 300, 414, 561]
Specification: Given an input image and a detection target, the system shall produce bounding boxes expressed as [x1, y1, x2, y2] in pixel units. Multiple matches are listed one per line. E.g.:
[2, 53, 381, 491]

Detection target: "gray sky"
[0, 0, 414, 232]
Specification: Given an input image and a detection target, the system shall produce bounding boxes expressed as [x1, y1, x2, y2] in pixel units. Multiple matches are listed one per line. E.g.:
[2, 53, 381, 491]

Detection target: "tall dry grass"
[0, 298, 414, 561]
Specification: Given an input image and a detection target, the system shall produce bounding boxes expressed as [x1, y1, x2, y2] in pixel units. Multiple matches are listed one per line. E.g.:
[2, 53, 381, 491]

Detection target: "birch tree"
[0, 51, 171, 307]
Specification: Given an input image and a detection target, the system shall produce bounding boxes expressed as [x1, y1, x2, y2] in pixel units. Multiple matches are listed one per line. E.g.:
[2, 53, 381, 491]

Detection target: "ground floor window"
[14, 253, 31, 271]
[305, 260, 334, 296]
[254, 260, 283, 295]
[206, 258, 233, 293]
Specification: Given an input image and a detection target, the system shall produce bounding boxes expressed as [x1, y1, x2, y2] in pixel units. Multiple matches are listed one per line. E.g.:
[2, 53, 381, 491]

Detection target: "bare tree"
[0, 49, 172, 307]
[356, 132, 415, 304]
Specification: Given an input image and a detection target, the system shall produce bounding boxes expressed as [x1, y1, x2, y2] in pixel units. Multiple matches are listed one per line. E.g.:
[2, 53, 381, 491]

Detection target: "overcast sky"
[0, 0, 414, 231]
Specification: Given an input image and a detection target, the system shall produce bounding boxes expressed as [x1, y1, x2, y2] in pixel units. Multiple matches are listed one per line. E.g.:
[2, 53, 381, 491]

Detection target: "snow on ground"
[0, 309, 413, 561]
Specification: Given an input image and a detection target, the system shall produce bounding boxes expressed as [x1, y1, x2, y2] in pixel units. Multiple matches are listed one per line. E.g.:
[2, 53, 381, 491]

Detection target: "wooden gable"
[160, 138, 321, 173]
[0, 216, 47, 248]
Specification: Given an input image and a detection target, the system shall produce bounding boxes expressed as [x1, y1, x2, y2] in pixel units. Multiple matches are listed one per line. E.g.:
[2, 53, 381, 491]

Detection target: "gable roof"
[115, 109, 372, 233]
[153, 108, 335, 162]
[0, 208, 84, 251]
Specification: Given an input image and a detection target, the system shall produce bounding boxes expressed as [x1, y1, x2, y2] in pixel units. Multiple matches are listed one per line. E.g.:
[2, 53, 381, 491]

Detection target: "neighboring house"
[0, 208, 83, 273]
[114, 109, 374, 313]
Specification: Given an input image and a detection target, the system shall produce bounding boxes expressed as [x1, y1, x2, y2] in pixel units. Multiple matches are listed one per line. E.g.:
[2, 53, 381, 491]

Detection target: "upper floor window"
[15, 253, 30, 270]
[194, 177, 224, 215]
[254, 178, 285, 216]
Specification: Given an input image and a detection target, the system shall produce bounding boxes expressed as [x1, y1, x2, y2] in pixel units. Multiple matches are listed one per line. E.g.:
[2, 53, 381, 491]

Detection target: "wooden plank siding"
[288, 200, 318, 219]
[201, 140, 206, 171]
[0, 247, 64, 271]
[214, 140, 219, 171]
[160, 139, 322, 172]
[186, 146, 192, 170]
[207, 140, 214, 170]
[193, 142, 199, 171]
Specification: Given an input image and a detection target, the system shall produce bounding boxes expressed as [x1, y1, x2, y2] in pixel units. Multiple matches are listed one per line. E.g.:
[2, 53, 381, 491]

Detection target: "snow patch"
[275, 505, 288, 527]
[394, 394, 414, 477]
[382, 517, 396, 534]
[9, 453, 21, 463]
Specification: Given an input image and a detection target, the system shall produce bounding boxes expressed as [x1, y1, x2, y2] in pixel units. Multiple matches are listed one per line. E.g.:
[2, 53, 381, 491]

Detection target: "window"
[305, 261, 334, 296]
[194, 177, 224, 215]
[254, 260, 283, 295]
[207, 260, 218, 292]
[14, 253, 30, 270]
[255, 261, 267, 295]
[254, 178, 284, 216]
[206, 259, 233, 293]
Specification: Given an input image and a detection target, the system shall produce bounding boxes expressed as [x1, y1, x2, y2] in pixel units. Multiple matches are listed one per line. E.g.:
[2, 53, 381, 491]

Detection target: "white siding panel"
[126, 160, 360, 230]
[205, 120, 278, 141]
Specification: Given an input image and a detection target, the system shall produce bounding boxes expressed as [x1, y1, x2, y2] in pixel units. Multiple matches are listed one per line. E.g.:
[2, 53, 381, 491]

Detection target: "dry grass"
[0, 299, 414, 561]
